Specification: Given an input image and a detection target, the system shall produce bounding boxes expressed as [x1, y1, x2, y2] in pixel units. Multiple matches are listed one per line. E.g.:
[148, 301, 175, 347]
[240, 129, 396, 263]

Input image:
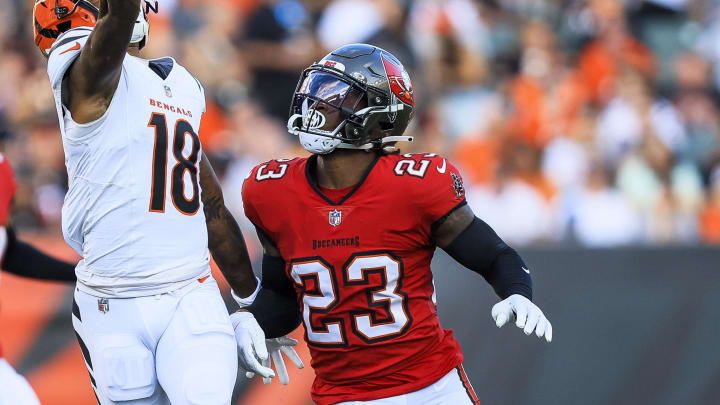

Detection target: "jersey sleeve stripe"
[49, 32, 89, 55]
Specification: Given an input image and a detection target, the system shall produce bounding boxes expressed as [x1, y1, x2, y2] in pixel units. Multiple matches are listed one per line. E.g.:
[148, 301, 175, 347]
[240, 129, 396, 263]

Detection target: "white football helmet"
[130, 0, 157, 49]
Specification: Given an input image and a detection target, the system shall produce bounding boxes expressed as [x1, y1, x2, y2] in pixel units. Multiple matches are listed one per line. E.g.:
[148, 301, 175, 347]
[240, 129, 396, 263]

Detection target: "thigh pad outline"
[180, 287, 234, 337]
[95, 334, 157, 402]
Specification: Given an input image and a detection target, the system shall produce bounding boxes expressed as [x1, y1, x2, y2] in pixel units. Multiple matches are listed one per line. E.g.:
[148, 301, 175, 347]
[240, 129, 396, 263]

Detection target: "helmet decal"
[381, 53, 414, 107]
[320, 59, 346, 72]
[303, 109, 327, 130]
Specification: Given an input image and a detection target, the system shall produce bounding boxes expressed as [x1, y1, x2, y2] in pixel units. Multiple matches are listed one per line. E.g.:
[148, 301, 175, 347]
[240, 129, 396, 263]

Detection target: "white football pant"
[0, 358, 40, 405]
[336, 366, 480, 405]
[72, 276, 237, 405]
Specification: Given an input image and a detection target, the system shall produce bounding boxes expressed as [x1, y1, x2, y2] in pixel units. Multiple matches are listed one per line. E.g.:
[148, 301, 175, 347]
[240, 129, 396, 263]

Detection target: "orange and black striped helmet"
[33, 0, 98, 55]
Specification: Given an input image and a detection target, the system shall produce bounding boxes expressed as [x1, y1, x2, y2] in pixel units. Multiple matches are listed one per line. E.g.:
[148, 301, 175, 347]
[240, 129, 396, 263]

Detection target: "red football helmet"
[33, 0, 98, 55]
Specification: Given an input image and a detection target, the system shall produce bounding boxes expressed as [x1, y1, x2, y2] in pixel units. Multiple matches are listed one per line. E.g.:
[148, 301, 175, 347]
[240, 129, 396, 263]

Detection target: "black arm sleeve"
[246, 254, 302, 338]
[2, 227, 77, 282]
[442, 217, 532, 300]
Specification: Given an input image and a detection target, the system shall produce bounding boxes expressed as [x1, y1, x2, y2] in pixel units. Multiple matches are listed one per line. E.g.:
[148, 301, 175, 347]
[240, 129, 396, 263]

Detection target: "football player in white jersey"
[32, 0, 293, 403]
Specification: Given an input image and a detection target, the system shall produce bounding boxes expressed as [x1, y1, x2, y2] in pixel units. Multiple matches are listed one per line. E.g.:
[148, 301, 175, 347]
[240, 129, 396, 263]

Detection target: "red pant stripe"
[456, 365, 480, 405]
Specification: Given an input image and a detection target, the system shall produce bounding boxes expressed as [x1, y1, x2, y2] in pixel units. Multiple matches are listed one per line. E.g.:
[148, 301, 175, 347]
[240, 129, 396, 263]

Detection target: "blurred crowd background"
[2, 0, 720, 248]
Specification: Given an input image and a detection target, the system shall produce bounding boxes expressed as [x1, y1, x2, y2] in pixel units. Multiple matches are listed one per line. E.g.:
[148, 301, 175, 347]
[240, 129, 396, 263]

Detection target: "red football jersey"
[243, 153, 468, 404]
[0, 153, 15, 226]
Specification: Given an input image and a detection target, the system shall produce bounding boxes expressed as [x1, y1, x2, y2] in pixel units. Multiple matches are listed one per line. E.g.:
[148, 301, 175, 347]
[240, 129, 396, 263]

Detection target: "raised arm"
[64, 0, 140, 123]
[199, 152, 258, 297]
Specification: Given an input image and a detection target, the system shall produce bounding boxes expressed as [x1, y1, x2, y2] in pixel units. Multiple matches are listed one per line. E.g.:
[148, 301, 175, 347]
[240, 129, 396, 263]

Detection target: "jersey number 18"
[148, 113, 201, 215]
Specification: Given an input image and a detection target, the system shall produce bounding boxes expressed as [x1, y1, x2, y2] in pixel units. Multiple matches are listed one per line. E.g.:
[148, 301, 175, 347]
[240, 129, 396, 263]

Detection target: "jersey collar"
[304, 153, 380, 206]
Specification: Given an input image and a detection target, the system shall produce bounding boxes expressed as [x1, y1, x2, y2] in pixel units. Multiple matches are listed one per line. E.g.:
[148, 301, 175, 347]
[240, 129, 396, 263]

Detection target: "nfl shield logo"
[97, 298, 110, 314]
[329, 209, 342, 227]
[164, 85, 172, 98]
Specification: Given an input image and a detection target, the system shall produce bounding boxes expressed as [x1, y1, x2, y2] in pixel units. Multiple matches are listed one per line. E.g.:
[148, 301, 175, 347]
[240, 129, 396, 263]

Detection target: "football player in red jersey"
[236, 44, 552, 404]
[0, 153, 78, 405]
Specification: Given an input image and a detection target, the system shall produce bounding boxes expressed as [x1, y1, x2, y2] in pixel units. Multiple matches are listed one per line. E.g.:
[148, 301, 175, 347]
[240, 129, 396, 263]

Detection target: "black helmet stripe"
[35, 18, 60, 39]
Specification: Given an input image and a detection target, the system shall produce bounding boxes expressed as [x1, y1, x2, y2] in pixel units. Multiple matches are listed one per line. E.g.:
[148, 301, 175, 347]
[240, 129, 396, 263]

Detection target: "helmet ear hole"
[344, 123, 362, 142]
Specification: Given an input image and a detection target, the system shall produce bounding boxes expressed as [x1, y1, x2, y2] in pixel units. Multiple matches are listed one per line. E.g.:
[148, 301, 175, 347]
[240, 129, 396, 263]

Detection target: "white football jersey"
[47, 28, 210, 297]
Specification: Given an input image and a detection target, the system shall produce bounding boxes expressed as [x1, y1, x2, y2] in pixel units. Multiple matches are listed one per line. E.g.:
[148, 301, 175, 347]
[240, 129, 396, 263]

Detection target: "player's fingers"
[250, 352, 275, 378]
[535, 317, 548, 339]
[495, 312, 509, 328]
[492, 301, 511, 328]
[275, 336, 299, 347]
[246, 354, 275, 380]
[251, 334, 268, 361]
[490, 301, 504, 319]
[514, 303, 528, 329]
[262, 357, 273, 385]
[272, 350, 290, 385]
[523, 310, 541, 335]
[237, 334, 259, 370]
[545, 321, 553, 343]
[245, 371, 255, 379]
[281, 346, 305, 369]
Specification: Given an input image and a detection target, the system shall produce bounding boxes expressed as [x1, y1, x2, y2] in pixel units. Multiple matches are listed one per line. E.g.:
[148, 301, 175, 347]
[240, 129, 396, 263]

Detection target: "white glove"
[229, 311, 275, 380]
[245, 336, 304, 385]
[491, 294, 552, 342]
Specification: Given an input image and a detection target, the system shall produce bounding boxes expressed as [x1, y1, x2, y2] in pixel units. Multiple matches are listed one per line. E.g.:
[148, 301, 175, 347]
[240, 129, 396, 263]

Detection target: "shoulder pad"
[47, 27, 93, 89]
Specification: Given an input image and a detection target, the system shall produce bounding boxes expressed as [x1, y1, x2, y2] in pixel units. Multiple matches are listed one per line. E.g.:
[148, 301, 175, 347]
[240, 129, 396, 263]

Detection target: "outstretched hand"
[230, 311, 275, 380]
[491, 294, 552, 342]
[245, 336, 304, 385]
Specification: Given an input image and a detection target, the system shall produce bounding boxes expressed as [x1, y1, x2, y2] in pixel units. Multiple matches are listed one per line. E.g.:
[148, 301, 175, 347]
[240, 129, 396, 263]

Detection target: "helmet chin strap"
[336, 136, 414, 151]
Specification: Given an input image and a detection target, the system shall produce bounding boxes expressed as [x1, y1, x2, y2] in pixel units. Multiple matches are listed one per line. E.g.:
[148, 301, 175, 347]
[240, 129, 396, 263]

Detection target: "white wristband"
[232, 277, 261, 308]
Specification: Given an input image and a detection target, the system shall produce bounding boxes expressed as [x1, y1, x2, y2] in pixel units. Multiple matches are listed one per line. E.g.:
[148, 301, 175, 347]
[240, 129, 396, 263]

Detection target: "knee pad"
[94, 334, 157, 402]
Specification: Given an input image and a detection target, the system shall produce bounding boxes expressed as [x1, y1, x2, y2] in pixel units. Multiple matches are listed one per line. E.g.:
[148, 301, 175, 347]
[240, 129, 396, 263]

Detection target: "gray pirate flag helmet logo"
[288, 44, 415, 154]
